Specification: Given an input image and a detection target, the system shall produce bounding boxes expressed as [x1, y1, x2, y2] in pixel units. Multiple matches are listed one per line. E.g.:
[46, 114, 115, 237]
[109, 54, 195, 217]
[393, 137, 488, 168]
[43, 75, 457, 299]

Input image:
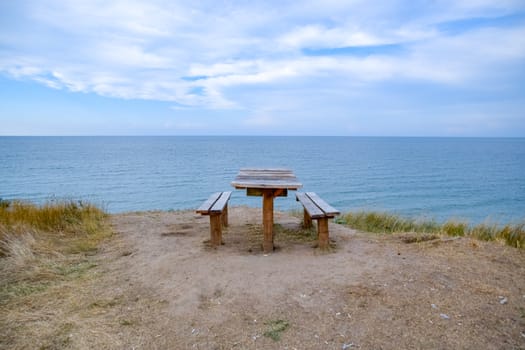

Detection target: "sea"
[1, 136, 524, 224]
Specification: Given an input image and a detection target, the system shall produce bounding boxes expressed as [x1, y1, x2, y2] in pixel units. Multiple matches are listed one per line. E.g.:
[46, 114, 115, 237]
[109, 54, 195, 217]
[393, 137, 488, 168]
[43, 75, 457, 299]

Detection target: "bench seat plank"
[210, 191, 232, 213]
[196, 192, 222, 214]
[306, 192, 340, 217]
[296, 192, 325, 218]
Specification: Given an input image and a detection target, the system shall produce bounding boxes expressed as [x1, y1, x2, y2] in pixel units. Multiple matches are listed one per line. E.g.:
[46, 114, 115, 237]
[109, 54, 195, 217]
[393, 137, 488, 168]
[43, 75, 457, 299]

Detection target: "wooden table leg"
[262, 190, 274, 253]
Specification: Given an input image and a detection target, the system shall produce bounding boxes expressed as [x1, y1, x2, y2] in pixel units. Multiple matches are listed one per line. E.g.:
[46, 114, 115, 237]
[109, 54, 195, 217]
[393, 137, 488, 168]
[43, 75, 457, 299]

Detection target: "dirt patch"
[160, 223, 195, 236]
[397, 232, 440, 244]
[2, 207, 524, 349]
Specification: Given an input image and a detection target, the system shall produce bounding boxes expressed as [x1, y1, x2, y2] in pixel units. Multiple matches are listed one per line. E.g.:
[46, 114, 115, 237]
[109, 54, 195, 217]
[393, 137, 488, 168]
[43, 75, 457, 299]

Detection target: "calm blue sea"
[1, 136, 524, 223]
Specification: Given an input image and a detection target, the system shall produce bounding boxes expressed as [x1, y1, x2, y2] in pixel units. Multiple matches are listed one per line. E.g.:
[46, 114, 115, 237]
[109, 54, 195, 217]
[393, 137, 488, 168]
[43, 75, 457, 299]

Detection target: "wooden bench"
[196, 191, 231, 246]
[296, 192, 340, 249]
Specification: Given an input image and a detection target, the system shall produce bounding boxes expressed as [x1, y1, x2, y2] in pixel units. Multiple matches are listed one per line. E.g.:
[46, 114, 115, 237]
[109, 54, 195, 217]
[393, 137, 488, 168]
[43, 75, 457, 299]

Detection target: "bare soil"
[3, 207, 525, 349]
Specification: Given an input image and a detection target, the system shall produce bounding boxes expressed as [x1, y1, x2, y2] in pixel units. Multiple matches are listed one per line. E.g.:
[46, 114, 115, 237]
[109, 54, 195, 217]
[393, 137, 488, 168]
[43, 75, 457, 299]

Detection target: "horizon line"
[1, 135, 524, 138]
[0, 134, 525, 139]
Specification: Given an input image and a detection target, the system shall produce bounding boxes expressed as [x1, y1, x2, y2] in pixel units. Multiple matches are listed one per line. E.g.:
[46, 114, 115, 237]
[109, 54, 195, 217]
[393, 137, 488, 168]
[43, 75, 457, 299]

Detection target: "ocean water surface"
[1, 136, 524, 224]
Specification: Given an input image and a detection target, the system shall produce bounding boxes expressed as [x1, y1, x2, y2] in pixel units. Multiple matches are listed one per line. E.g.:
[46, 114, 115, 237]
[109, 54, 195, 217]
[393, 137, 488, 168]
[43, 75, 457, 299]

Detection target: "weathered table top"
[231, 168, 303, 190]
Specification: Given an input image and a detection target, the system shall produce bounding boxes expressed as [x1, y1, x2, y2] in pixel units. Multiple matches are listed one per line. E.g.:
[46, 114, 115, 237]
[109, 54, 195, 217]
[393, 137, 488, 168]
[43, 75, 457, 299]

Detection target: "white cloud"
[1, 0, 524, 135]
[94, 43, 173, 69]
[278, 25, 382, 49]
[31, 0, 182, 37]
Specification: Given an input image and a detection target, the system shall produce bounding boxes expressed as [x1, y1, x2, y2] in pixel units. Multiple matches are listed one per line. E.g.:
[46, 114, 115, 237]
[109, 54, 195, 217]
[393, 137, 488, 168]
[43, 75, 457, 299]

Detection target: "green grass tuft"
[263, 319, 289, 341]
[0, 281, 50, 302]
[338, 212, 440, 234]
[442, 221, 468, 237]
[340, 211, 524, 249]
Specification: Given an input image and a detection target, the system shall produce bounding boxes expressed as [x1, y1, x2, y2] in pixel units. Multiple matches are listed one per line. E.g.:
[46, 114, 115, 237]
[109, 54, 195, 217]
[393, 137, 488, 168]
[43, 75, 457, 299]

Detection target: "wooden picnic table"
[231, 168, 302, 253]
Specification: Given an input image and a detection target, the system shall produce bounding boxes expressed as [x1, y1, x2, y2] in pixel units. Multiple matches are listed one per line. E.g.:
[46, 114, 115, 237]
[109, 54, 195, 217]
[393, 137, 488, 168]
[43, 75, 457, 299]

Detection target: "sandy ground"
[7, 206, 522, 349]
[55, 205, 522, 350]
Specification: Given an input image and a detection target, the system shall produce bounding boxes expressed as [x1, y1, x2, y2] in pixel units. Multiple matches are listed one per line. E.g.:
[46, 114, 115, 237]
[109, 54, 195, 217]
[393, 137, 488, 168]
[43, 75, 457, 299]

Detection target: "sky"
[1, 0, 524, 136]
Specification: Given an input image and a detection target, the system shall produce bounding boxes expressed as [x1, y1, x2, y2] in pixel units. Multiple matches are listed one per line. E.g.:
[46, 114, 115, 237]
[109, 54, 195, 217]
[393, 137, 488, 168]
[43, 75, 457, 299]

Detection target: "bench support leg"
[221, 205, 228, 227]
[317, 217, 329, 250]
[210, 213, 222, 246]
[303, 210, 312, 229]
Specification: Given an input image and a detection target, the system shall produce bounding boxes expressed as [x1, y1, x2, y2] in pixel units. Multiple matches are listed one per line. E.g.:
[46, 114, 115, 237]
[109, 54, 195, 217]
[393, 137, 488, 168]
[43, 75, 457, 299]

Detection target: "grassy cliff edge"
[337, 211, 524, 249]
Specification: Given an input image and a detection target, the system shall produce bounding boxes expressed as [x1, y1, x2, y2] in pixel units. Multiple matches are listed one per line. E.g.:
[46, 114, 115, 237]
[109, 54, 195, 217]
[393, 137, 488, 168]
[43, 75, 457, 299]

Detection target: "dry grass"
[0, 199, 111, 349]
[0, 199, 106, 238]
[274, 223, 317, 244]
[338, 211, 525, 248]
[0, 199, 110, 256]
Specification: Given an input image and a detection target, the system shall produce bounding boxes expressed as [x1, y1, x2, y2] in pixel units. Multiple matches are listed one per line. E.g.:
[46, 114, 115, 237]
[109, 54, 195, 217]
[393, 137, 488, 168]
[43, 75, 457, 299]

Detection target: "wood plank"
[196, 192, 222, 213]
[235, 174, 298, 181]
[232, 168, 302, 190]
[210, 191, 231, 213]
[232, 179, 302, 189]
[306, 192, 340, 217]
[240, 171, 294, 175]
[247, 188, 287, 197]
[235, 180, 299, 186]
[296, 192, 325, 219]
[237, 174, 296, 179]
[239, 168, 293, 174]
[238, 169, 293, 173]
[247, 188, 264, 196]
[235, 175, 297, 180]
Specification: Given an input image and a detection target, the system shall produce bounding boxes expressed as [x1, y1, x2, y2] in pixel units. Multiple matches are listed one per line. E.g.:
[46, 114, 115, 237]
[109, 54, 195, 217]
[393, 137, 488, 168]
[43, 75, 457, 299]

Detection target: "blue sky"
[1, 0, 524, 136]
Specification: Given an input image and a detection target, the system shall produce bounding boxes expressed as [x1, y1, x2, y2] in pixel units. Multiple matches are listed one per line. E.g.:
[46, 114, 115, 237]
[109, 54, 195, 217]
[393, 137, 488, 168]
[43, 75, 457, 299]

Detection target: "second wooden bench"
[296, 192, 340, 249]
[196, 191, 231, 246]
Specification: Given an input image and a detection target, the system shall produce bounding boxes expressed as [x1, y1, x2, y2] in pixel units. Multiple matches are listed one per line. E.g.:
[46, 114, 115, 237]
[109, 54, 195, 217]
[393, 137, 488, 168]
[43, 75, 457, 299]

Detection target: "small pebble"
[440, 313, 450, 320]
[431, 304, 438, 309]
